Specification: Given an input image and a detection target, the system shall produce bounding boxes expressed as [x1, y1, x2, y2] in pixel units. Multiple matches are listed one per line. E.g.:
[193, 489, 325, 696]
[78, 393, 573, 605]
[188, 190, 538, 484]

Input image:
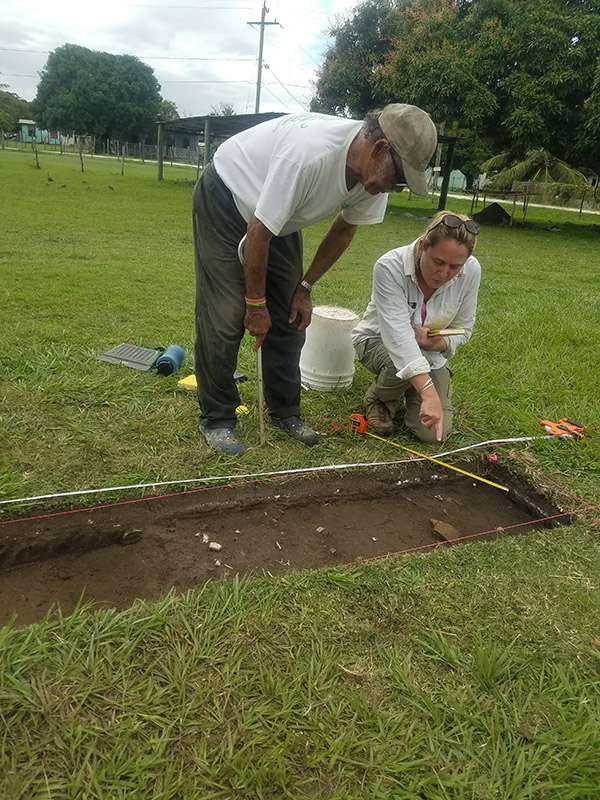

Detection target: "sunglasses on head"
[431, 214, 480, 235]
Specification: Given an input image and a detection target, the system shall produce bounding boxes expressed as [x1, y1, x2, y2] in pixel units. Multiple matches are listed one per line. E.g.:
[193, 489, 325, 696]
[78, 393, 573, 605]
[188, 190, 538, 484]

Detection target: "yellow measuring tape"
[355, 423, 509, 493]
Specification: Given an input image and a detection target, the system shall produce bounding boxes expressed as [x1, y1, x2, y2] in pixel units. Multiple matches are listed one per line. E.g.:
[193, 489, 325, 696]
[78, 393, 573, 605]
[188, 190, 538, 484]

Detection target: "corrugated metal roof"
[161, 112, 285, 138]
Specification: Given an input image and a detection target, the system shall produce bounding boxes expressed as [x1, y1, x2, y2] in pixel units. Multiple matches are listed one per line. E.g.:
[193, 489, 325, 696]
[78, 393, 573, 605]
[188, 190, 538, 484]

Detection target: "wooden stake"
[257, 348, 266, 446]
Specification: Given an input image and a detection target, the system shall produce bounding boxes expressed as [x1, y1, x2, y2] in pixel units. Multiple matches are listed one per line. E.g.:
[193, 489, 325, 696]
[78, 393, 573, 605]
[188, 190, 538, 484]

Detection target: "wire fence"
[2, 136, 202, 167]
[3, 136, 599, 213]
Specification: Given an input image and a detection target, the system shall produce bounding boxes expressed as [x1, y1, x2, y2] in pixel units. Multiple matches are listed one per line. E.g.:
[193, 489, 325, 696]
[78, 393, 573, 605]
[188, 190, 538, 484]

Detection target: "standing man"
[193, 104, 437, 455]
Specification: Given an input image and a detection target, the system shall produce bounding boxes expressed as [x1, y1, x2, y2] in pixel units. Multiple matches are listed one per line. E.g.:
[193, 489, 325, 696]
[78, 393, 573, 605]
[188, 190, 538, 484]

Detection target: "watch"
[299, 278, 315, 293]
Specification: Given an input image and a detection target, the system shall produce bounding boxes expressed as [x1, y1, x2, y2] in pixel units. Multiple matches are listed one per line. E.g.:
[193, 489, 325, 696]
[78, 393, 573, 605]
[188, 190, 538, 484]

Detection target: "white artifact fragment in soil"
[209, 541, 222, 551]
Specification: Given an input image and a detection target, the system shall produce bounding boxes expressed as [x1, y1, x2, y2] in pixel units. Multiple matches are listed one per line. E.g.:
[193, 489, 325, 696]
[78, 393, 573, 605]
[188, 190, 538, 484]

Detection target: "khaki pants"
[355, 337, 453, 443]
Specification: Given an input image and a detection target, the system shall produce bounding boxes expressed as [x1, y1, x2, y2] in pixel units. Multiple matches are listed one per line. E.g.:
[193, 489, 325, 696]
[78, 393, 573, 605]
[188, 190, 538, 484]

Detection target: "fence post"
[579, 187, 587, 218]
[203, 117, 211, 168]
[157, 122, 164, 181]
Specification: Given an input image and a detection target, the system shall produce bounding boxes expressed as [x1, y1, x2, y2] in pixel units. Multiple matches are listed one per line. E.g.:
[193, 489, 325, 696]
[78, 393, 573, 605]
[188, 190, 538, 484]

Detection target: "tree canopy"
[210, 102, 237, 116]
[159, 99, 179, 123]
[32, 44, 162, 141]
[311, 0, 600, 180]
[0, 88, 32, 133]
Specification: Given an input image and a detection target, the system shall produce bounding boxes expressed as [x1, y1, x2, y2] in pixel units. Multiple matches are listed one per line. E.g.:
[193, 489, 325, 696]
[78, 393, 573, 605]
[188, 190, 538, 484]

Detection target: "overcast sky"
[0, 0, 352, 118]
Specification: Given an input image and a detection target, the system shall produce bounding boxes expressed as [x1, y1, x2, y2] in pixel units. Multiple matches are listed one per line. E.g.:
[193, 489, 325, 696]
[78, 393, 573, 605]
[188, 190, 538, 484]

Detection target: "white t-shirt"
[352, 240, 481, 380]
[213, 113, 388, 237]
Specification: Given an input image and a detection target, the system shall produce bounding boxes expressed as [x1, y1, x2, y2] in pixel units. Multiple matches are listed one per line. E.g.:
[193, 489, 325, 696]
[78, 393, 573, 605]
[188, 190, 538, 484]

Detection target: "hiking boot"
[199, 422, 246, 455]
[366, 400, 394, 436]
[272, 415, 318, 446]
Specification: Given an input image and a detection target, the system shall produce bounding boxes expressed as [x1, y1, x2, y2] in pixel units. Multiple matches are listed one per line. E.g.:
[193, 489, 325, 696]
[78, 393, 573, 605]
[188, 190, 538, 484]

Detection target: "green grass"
[0, 148, 598, 503]
[1, 529, 600, 798]
[1, 148, 600, 797]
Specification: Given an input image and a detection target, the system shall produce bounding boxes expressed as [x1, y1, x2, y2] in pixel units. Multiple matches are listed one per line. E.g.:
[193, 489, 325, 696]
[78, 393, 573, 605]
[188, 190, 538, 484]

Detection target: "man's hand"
[415, 327, 447, 352]
[419, 388, 444, 442]
[244, 306, 271, 351]
[289, 284, 313, 330]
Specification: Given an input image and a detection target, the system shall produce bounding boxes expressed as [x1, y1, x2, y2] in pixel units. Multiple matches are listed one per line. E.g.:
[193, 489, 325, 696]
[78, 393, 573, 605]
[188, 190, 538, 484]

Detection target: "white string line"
[0, 436, 549, 507]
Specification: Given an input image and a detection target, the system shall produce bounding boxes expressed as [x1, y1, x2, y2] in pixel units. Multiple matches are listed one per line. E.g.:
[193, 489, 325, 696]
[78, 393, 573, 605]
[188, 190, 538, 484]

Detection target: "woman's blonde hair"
[421, 211, 478, 255]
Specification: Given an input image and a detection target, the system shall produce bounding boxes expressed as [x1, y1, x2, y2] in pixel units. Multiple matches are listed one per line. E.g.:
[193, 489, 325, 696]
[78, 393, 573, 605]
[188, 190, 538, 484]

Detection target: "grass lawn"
[1, 147, 599, 798]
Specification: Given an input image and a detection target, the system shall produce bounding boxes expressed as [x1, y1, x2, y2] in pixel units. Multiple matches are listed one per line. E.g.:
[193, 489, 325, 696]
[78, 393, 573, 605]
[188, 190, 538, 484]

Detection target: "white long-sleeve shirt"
[351, 240, 481, 380]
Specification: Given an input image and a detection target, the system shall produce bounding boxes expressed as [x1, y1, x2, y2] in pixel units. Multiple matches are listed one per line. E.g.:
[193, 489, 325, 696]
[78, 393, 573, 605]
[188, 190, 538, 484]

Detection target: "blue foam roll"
[155, 344, 185, 376]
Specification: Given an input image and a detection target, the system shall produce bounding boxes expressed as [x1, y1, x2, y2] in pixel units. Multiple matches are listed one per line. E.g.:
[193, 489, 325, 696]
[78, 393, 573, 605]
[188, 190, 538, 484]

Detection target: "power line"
[160, 79, 252, 83]
[263, 63, 308, 109]
[125, 4, 253, 7]
[159, 79, 308, 87]
[0, 47, 254, 62]
[0, 71, 309, 90]
[0, 48, 50, 54]
[139, 56, 255, 61]
[264, 32, 317, 75]
[260, 82, 296, 112]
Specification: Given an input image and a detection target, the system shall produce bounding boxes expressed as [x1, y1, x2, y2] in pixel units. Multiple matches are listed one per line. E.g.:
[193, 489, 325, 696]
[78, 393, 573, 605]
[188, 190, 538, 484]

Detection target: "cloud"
[0, 0, 348, 112]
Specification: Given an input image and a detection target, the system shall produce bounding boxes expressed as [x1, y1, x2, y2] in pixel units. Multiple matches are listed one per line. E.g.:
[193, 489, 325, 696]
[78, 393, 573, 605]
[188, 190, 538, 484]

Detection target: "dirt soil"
[0, 461, 568, 627]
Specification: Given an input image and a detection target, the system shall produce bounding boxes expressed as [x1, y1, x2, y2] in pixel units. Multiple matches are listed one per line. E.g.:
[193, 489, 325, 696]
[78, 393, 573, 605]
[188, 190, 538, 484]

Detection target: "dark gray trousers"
[192, 163, 304, 429]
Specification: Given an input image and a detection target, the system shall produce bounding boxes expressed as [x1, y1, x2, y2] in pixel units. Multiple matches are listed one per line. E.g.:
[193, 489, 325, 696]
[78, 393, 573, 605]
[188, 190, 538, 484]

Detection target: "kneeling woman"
[351, 211, 481, 443]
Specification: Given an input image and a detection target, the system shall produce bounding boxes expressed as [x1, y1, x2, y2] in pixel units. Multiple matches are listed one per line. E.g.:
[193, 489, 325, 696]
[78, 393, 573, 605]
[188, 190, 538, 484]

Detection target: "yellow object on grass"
[177, 373, 249, 415]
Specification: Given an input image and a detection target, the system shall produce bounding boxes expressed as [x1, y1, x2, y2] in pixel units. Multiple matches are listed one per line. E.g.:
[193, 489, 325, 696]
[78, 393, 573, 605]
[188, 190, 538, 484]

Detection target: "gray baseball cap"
[378, 104, 437, 196]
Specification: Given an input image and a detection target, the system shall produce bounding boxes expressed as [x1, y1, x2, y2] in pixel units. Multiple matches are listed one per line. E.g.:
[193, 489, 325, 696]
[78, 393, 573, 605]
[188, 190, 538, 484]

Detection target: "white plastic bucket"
[300, 305, 360, 390]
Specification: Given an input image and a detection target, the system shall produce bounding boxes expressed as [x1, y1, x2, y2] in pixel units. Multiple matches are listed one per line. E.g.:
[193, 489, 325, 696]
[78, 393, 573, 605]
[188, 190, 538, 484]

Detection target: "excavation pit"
[0, 461, 570, 627]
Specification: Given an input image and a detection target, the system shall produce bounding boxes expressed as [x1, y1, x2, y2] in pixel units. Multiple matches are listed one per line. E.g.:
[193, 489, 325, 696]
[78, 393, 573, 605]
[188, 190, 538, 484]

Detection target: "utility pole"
[247, 2, 279, 113]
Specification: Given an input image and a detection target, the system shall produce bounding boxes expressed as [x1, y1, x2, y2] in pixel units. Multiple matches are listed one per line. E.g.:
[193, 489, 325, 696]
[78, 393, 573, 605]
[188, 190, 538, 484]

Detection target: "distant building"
[17, 119, 62, 145]
[173, 131, 199, 151]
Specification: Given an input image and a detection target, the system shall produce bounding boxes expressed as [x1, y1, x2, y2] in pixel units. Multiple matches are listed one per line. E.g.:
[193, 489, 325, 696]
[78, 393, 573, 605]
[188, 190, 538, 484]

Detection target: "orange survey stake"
[540, 418, 587, 440]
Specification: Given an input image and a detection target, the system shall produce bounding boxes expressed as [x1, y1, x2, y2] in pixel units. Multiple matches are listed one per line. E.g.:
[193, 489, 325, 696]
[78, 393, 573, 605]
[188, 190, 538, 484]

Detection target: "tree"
[32, 44, 162, 141]
[159, 99, 179, 122]
[210, 102, 236, 116]
[0, 88, 32, 133]
[575, 57, 600, 174]
[481, 148, 588, 190]
[311, 0, 600, 177]
[459, 0, 600, 162]
[310, 0, 396, 116]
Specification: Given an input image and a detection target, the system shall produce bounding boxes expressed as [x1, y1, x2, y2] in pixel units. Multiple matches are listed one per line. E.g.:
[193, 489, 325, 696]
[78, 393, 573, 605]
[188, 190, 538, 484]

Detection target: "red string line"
[345, 505, 596, 566]
[0, 476, 274, 528]
[3, 417, 596, 532]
